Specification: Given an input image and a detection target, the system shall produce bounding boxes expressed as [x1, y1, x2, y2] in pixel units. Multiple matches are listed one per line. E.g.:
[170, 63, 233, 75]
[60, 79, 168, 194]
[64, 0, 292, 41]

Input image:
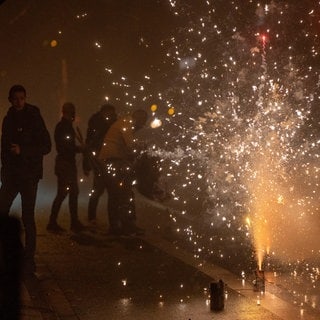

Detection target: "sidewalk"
[18, 194, 320, 319]
[21, 255, 78, 320]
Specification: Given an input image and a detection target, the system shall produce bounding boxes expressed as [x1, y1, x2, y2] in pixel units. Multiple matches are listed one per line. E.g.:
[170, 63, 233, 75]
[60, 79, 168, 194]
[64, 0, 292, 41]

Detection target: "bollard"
[210, 279, 224, 311]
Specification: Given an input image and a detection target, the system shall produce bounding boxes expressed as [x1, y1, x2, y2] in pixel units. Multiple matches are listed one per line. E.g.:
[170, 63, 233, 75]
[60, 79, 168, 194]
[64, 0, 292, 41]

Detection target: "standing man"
[47, 102, 85, 233]
[83, 104, 117, 224]
[0, 84, 51, 274]
[99, 109, 148, 236]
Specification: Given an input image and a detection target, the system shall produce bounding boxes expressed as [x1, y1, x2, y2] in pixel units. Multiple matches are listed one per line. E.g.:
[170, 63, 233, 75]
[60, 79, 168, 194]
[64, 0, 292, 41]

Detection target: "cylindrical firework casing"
[253, 269, 265, 292]
[210, 279, 224, 311]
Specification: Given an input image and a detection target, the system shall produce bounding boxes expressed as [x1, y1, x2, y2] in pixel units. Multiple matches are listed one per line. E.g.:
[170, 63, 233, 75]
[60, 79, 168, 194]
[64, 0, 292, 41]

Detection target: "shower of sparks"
[135, 0, 320, 271]
[66, 0, 320, 305]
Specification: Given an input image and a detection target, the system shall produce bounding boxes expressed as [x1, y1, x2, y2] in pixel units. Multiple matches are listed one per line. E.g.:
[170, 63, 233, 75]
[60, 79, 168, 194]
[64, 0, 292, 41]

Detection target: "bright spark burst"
[74, 0, 320, 307]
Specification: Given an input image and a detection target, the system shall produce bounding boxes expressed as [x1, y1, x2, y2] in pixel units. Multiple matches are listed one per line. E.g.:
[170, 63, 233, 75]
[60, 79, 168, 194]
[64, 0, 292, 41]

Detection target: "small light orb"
[168, 107, 175, 115]
[50, 40, 58, 47]
[150, 104, 157, 112]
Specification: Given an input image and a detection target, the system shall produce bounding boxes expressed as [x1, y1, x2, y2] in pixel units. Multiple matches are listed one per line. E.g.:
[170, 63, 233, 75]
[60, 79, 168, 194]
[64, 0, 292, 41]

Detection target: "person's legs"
[105, 160, 143, 235]
[0, 178, 19, 217]
[48, 176, 68, 231]
[106, 182, 122, 233]
[20, 178, 38, 273]
[118, 169, 137, 233]
[103, 161, 123, 233]
[87, 173, 105, 221]
[68, 175, 81, 228]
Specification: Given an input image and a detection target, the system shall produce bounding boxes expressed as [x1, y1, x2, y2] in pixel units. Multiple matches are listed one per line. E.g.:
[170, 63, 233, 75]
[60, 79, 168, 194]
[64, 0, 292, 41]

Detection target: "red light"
[259, 34, 269, 44]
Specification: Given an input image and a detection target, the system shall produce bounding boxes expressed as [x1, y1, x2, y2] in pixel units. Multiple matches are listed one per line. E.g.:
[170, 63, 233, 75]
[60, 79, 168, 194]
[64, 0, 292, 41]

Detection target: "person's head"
[100, 103, 117, 121]
[62, 102, 75, 121]
[132, 109, 148, 131]
[8, 85, 27, 110]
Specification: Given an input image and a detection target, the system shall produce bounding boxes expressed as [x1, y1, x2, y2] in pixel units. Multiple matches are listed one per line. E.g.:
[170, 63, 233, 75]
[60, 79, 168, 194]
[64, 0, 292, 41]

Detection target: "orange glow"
[50, 39, 58, 47]
[168, 107, 175, 115]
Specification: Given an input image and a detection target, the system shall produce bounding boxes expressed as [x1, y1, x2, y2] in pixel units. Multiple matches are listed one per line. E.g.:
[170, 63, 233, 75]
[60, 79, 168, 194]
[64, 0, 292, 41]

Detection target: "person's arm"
[0, 116, 12, 165]
[37, 113, 51, 155]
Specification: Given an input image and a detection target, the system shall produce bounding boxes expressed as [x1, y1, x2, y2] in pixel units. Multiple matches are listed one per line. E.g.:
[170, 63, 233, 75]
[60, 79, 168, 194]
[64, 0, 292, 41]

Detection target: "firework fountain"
[145, 1, 320, 272]
[100, 0, 320, 287]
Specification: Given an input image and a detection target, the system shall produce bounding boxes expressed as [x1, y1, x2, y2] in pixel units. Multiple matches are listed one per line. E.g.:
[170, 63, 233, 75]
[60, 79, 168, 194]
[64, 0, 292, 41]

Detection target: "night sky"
[0, 0, 176, 125]
[0, 0, 177, 187]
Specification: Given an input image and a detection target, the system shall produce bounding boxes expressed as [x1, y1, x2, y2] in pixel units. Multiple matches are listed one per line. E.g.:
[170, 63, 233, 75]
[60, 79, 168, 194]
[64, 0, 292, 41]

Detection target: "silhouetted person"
[99, 109, 148, 236]
[0, 216, 22, 320]
[0, 84, 51, 274]
[47, 102, 85, 233]
[83, 104, 117, 224]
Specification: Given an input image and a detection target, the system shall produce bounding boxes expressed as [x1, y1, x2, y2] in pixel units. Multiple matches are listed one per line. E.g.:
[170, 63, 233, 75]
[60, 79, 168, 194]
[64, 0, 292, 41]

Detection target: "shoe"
[71, 221, 86, 233]
[47, 222, 65, 233]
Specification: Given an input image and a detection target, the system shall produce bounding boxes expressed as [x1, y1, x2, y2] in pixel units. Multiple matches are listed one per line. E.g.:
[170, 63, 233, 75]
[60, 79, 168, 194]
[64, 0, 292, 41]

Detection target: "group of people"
[0, 84, 148, 275]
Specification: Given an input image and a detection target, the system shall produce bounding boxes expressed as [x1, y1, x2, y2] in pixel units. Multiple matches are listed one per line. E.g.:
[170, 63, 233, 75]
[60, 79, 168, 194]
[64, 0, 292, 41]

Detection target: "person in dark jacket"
[47, 102, 85, 233]
[0, 84, 51, 274]
[83, 104, 117, 224]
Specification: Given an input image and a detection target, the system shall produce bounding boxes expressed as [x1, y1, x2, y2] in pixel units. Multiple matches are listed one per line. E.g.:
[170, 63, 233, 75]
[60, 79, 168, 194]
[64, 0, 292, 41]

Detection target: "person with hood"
[0, 84, 51, 274]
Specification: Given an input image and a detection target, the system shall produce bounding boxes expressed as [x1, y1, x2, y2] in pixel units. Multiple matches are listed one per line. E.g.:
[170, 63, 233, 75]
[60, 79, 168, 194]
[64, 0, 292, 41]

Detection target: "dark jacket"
[83, 111, 116, 172]
[54, 117, 81, 176]
[1, 104, 51, 181]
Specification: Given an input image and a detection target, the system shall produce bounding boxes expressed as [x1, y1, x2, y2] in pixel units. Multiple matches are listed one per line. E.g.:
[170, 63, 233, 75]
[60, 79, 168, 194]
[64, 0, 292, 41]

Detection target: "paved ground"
[20, 231, 283, 320]
[0, 179, 308, 320]
[12, 187, 320, 319]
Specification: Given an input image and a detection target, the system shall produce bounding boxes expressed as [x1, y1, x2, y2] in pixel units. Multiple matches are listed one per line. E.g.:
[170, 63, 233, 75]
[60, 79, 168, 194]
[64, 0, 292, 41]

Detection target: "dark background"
[0, 0, 178, 189]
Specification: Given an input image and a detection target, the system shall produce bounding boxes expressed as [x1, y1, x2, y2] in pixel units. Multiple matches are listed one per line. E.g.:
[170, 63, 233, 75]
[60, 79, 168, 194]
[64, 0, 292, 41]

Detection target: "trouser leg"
[88, 173, 105, 221]
[118, 179, 136, 231]
[68, 177, 79, 225]
[104, 161, 122, 231]
[49, 177, 68, 223]
[105, 160, 136, 232]
[20, 179, 38, 260]
[0, 179, 18, 217]
[106, 186, 122, 231]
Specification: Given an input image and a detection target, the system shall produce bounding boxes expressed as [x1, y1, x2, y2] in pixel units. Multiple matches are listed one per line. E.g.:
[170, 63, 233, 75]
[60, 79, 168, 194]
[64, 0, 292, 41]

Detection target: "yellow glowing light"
[168, 107, 175, 115]
[50, 40, 58, 47]
[150, 117, 162, 128]
[150, 104, 157, 112]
